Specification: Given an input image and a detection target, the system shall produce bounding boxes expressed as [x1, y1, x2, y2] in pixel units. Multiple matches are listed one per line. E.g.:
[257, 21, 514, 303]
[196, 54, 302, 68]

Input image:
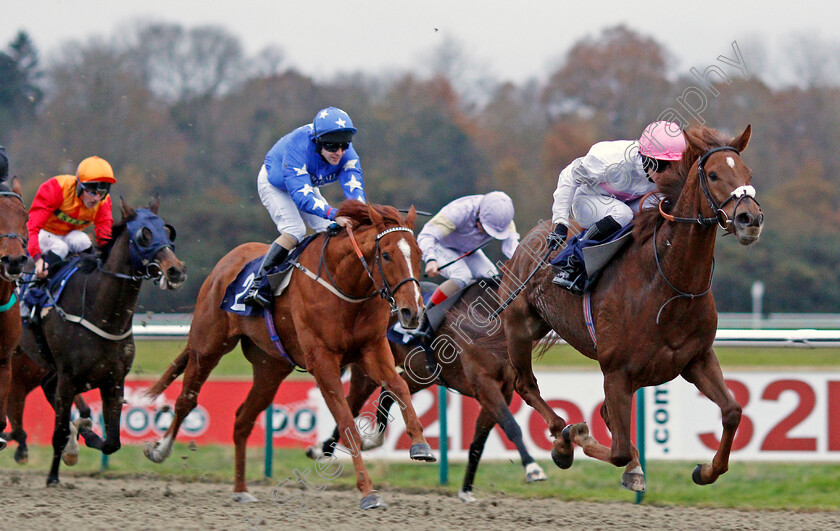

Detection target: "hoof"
[409, 442, 436, 462]
[525, 462, 548, 483]
[15, 446, 29, 465]
[62, 423, 80, 466]
[233, 491, 259, 503]
[457, 489, 477, 503]
[621, 470, 646, 492]
[361, 431, 385, 451]
[144, 442, 168, 464]
[692, 464, 708, 485]
[305, 445, 323, 460]
[46, 477, 60, 487]
[0, 437, 6, 452]
[551, 447, 574, 469]
[360, 492, 387, 510]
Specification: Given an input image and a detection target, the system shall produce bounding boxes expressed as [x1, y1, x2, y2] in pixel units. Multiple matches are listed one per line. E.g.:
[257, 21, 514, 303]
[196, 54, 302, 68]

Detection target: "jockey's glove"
[547, 223, 568, 251]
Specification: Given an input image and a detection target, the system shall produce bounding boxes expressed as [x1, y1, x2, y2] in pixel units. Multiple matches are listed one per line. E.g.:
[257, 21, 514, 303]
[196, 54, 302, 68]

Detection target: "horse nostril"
[735, 212, 754, 227]
[168, 267, 185, 280]
[400, 308, 413, 322]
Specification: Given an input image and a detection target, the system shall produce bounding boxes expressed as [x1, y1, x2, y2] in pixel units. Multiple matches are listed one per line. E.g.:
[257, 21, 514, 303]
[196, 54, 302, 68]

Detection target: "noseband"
[659, 146, 760, 229]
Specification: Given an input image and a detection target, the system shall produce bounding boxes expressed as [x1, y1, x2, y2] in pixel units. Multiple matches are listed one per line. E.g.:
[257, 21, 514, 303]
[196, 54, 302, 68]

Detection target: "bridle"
[314, 224, 421, 312]
[658, 146, 760, 229]
[0, 190, 29, 251]
[653, 146, 760, 323]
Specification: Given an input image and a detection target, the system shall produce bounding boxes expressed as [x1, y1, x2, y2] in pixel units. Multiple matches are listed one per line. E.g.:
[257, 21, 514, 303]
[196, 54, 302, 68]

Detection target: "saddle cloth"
[220, 234, 317, 316]
[550, 224, 634, 292]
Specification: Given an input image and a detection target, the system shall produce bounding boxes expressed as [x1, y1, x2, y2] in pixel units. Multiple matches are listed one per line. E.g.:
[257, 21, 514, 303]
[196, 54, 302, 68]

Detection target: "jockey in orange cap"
[27, 156, 116, 278]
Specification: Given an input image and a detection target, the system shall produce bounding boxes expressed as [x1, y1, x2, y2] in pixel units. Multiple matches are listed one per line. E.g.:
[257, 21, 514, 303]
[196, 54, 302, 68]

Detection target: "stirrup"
[242, 283, 270, 308]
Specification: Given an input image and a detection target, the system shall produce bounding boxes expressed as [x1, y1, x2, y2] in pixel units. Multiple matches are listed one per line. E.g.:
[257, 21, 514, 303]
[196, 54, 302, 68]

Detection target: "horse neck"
[323, 229, 379, 298]
[656, 173, 718, 293]
[0, 278, 12, 304]
[93, 235, 142, 325]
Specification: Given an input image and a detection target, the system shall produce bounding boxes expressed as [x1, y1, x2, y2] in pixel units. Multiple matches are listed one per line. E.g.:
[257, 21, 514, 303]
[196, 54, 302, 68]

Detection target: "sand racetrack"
[3, 469, 840, 530]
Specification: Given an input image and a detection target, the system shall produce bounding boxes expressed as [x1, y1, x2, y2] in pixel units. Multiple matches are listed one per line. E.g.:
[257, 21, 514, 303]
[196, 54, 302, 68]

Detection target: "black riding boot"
[242, 243, 290, 307]
[551, 216, 622, 295]
[552, 254, 586, 295]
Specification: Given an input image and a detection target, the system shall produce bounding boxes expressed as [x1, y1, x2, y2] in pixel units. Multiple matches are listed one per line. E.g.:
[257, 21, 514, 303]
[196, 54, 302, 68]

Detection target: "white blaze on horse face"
[397, 238, 422, 304]
[726, 156, 736, 168]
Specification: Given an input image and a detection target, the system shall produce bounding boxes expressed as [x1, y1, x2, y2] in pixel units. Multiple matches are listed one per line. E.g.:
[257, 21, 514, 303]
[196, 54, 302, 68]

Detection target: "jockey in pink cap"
[547, 121, 687, 294]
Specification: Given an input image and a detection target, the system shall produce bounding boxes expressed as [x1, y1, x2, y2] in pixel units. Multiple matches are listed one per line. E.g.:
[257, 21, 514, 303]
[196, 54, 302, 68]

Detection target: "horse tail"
[145, 348, 190, 399]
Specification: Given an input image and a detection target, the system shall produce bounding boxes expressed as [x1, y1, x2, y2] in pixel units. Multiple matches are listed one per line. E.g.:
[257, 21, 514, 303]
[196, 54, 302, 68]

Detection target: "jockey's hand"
[334, 216, 356, 229]
[425, 260, 439, 277]
[547, 223, 568, 251]
[35, 258, 48, 279]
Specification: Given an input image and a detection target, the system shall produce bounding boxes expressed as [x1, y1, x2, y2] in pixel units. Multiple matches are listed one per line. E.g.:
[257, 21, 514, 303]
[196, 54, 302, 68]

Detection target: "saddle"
[19, 257, 86, 324]
[220, 234, 317, 316]
[550, 224, 634, 292]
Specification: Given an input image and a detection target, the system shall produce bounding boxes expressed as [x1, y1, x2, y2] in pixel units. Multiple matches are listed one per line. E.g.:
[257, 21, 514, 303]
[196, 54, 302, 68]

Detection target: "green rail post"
[264, 404, 274, 478]
[438, 384, 448, 485]
[99, 414, 108, 472]
[635, 387, 646, 504]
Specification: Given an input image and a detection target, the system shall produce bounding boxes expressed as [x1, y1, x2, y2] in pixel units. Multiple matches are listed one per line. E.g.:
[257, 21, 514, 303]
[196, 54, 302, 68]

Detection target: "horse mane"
[632, 124, 736, 244]
[335, 200, 405, 229]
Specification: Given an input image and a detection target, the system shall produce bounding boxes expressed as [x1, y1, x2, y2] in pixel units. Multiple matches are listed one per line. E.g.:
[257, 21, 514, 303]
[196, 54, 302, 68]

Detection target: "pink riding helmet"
[638, 121, 686, 161]
[478, 191, 515, 239]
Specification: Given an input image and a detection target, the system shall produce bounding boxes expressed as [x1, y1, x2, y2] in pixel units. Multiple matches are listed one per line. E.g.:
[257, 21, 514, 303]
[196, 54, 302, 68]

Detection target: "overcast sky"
[4, 0, 836, 85]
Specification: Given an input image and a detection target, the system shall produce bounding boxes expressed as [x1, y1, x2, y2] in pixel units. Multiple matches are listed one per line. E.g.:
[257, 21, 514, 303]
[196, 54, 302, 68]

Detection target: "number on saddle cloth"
[221, 234, 318, 316]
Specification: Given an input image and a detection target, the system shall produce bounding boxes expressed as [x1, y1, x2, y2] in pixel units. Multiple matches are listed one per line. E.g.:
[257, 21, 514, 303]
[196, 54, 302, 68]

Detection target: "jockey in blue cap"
[244, 106, 366, 307]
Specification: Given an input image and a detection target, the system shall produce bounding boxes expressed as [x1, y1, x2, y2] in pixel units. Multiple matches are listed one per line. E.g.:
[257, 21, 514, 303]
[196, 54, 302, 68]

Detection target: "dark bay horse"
[492, 124, 762, 492]
[144, 201, 432, 510]
[306, 280, 547, 502]
[16, 197, 185, 485]
[0, 175, 28, 452]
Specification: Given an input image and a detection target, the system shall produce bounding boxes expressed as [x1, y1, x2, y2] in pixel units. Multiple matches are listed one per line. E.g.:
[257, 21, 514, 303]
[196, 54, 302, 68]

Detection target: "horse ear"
[367, 202, 384, 229]
[683, 126, 706, 154]
[120, 195, 136, 219]
[11, 176, 22, 196]
[405, 205, 417, 231]
[148, 195, 161, 214]
[731, 124, 752, 153]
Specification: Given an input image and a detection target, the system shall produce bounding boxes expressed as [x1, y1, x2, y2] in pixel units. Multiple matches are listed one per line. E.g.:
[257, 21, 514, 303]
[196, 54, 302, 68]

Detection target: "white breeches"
[39, 229, 92, 259]
[257, 165, 332, 242]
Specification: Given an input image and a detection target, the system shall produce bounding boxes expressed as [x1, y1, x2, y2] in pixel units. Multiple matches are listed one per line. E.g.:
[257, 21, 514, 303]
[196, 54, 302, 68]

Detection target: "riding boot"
[242, 243, 290, 307]
[579, 215, 622, 244]
[552, 254, 586, 295]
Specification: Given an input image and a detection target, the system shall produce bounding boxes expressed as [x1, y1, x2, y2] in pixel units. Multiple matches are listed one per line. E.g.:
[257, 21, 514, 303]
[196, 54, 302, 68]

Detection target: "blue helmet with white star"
[311, 107, 357, 143]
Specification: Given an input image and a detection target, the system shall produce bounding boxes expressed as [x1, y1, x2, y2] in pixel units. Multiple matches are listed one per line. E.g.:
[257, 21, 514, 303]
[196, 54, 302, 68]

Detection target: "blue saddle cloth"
[20, 258, 84, 322]
[220, 234, 317, 316]
[549, 223, 634, 291]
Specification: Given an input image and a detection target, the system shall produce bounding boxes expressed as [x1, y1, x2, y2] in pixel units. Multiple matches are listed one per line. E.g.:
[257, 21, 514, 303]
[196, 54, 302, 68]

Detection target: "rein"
[303, 224, 420, 312]
[653, 145, 753, 323]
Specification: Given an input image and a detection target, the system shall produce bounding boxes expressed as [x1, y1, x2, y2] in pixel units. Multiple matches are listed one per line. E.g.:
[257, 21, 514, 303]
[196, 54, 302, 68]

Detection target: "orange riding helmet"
[75, 156, 116, 197]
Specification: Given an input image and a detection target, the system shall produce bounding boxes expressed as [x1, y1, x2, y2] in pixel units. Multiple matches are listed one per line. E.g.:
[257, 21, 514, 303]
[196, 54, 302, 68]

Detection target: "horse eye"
[382, 252, 392, 261]
[135, 227, 153, 247]
[708, 171, 719, 182]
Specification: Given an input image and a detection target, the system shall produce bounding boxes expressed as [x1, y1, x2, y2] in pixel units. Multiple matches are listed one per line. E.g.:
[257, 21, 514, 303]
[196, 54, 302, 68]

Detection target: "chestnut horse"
[144, 201, 433, 510]
[0, 175, 28, 452]
[306, 280, 547, 502]
[492, 124, 762, 492]
[16, 197, 186, 485]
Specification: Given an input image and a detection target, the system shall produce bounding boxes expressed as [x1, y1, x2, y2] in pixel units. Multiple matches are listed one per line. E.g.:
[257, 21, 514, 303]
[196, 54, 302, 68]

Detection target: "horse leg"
[458, 408, 495, 503]
[560, 402, 644, 492]
[0, 347, 10, 451]
[145, 347, 222, 463]
[78, 386, 123, 455]
[681, 350, 741, 486]
[306, 364, 380, 459]
[506, 331, 572, 468]
[310, 353, 384, 510]
[47, 378, 77, 485]
[358, 338, 434, 463]
[73, 394, 92, 419]
[598, 370, 635, 468]
[231, 340, 292, 503]
[6, 369, 35, 464]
